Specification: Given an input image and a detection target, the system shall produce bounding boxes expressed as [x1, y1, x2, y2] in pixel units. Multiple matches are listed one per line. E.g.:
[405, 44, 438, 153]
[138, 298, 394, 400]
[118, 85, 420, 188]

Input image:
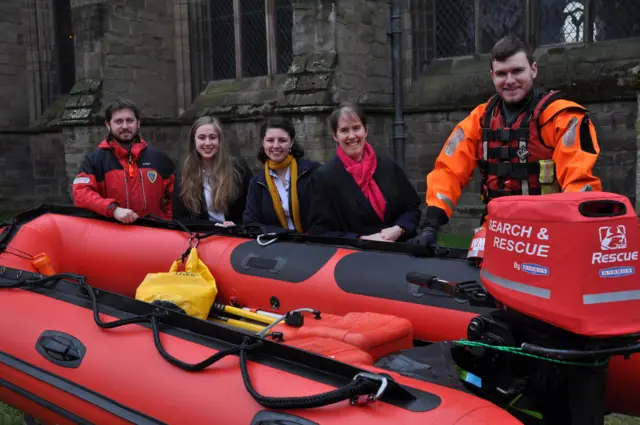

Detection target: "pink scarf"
[336, 142, 387, 221]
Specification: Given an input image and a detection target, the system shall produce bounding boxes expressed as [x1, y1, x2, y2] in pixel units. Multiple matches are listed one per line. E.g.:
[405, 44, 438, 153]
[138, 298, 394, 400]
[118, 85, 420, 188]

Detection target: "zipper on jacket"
[138, 169, 148, 211]
[128, 154, 134, 177]
[123, 170, 130, 208]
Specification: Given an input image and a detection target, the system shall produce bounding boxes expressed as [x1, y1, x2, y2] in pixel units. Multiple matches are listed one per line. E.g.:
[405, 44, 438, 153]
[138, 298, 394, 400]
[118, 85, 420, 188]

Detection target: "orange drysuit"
[425, 90, 602, 224]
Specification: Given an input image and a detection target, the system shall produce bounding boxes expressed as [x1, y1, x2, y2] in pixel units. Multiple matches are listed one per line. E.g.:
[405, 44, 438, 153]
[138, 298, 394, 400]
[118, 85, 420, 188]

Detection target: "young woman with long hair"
[172, 116, 252, 225]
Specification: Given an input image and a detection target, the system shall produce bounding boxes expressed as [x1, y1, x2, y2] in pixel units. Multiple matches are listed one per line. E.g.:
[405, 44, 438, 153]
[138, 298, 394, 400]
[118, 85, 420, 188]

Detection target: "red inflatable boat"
[0, 191, 638, 424]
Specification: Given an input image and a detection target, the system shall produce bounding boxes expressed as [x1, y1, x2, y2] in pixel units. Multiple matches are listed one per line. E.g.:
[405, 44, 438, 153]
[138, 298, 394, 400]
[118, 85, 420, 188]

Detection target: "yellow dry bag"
[135, 247, 218, 320]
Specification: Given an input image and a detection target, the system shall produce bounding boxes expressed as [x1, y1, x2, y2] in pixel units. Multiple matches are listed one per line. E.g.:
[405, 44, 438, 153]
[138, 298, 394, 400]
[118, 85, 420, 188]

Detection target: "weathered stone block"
[112, 4, 137, 20]
[137, 9, 160, 22]
[289, 56, 307, 74]
[62, 108, 92, 121]
[282, 76, 299, 92]
[296, 74, 331, 91]
[306, 52, 337, 73]
[69, 78, 102, 95]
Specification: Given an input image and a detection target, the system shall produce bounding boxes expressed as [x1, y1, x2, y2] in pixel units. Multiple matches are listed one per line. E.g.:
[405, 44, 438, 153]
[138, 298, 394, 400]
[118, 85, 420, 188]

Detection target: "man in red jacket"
[72, 99, 175, 223]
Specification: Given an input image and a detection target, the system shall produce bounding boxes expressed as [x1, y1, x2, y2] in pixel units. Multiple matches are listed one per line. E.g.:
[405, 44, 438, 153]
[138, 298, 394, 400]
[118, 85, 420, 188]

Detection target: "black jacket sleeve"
[227, 157, 254, 224]
[388, 158, 421, 237]
[171, 171, 193, 221]
[305, 169, 359, 239]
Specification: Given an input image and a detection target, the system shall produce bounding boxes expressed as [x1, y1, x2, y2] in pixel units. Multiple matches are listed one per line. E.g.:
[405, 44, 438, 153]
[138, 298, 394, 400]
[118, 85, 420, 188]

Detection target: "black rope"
[0, 272, 81, 289]
[150, 314, 262, 372]
[142, 214, 192, 234]
[238, 346, 380, 409]
[64, 274, 388, 409]
[79, 279, 156, 329]
[0, 244, 34, 260]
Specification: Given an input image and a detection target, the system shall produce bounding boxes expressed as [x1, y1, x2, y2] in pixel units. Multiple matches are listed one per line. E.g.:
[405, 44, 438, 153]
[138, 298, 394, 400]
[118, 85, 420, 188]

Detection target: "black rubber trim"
[334, 251, 494, 314]
[0, 350, 167, 425]
[230, 240, 337, 283]
[250, 410, 320, 424]
[0, 269, 442, 413]
[0, 377, 91, 425]
[0, 204, 471, 260]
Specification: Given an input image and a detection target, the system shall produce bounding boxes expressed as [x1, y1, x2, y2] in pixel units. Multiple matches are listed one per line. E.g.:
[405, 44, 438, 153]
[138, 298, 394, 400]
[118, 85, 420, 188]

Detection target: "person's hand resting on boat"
[113, 207, 139, 224]
[380, 225, 404, 242]
[214, 221, 236, 227]
[359, 233, 385, 242]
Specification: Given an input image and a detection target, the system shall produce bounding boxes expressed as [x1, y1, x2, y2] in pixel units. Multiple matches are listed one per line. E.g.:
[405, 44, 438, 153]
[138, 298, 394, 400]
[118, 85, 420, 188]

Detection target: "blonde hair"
[179, 116, 241, 214]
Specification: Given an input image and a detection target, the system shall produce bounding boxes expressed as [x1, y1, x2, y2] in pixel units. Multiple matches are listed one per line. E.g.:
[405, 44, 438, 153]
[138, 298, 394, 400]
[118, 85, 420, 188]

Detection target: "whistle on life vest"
[32, 253, 56, 276]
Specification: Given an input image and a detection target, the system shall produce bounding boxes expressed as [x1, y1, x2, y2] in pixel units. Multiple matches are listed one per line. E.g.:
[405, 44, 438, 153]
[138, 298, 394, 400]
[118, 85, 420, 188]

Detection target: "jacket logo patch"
[444, 128, 464, 156]
[73, 177, 91, 185]
[147, 170, 158, 184]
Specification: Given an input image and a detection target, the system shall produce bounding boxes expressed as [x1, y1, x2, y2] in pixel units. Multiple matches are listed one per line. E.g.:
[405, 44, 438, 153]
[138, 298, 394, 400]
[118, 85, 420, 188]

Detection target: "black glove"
[407, 206, 449, 249]
[408, 225, 439, 248]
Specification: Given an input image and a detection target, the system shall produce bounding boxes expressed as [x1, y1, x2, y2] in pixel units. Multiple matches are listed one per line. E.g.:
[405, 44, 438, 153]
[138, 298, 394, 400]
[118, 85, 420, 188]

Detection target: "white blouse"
[203, 174, 225, 223]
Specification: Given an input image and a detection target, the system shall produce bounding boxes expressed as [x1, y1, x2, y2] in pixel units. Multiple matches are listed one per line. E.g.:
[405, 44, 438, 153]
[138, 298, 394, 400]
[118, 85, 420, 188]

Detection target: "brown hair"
[179, 116, 241, 215]
[256, 116, 305, 163]
[103, 98, 140, 122]
[328, 101, 367, 135]
[490, 35, 534, 69]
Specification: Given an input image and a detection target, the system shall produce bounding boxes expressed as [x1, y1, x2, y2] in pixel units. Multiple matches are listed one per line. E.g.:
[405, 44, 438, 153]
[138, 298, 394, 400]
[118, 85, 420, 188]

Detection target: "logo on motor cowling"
[599, 266, 635, 278]
[599, 225, 627, 251]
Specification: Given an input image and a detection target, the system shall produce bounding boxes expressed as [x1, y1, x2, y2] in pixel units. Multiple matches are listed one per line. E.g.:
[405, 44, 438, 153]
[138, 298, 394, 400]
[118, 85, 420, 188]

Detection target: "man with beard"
[72, 98, 176, 223]
[409, 35, 603, 249]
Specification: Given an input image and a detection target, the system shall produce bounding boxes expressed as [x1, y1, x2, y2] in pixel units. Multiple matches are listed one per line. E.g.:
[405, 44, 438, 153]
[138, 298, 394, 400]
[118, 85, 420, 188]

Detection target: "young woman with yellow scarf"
[242, 117, 321, 233]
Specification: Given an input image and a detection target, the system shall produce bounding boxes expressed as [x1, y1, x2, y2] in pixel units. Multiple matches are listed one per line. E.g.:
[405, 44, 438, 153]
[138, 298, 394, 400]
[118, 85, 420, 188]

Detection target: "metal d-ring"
[350, 372, 388, 405]
[257, 233, 278, 247]
[189, 233, 199, 249]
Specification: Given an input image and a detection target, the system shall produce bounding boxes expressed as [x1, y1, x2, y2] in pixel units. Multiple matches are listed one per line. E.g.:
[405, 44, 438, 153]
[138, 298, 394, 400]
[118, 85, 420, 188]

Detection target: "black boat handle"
[35, 330, 86, 368]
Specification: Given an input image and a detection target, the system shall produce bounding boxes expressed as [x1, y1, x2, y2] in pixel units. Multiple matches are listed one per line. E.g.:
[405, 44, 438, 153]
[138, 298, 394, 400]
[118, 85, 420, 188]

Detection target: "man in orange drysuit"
[409, 35, 602, 249]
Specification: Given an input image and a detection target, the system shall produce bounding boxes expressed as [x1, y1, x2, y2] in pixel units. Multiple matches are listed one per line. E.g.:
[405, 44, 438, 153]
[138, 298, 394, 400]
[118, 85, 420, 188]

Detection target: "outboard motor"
[466, 226, 486, 268]
[410, 192, 640, 425]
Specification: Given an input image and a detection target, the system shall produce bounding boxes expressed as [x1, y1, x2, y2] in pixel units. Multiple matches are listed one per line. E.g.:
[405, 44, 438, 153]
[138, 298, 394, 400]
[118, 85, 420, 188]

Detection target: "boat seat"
[273, 312, 413, 361]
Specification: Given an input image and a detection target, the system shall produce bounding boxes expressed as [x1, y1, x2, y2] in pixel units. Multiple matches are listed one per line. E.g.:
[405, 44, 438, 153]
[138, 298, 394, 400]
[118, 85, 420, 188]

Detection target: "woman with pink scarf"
[306, 101, 421, 242]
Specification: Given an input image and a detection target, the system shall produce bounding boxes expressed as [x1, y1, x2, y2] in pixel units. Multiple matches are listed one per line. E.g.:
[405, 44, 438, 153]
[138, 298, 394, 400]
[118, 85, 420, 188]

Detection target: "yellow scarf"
[265, 155, 302, 232]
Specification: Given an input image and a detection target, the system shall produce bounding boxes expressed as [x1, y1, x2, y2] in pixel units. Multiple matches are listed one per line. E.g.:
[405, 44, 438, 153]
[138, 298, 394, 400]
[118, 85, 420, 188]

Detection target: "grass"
[0, 212, 14, 223]
[438, 232, 474, 249]
[0, 403, 22, 425]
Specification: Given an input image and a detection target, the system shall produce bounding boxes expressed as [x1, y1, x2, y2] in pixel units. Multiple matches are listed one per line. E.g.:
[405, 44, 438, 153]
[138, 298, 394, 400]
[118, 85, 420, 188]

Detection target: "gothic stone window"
[411, 0, 639, 75]
[25, 0, 75, 118]
[187, 0, 293, 100]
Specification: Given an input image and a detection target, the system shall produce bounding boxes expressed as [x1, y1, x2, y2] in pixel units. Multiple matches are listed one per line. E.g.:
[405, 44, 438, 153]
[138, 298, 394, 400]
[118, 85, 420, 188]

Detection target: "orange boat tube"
[0, 212, 524, 424]
[0, 205, 638, 421]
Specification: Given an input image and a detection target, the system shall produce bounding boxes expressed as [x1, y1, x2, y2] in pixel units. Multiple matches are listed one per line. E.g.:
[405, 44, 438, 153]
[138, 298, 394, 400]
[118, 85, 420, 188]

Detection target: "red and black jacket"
[72, 137, 175, 219]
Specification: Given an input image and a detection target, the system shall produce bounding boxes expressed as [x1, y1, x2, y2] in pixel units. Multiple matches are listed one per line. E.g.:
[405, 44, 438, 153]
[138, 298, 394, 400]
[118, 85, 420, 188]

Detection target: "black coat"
[172, 157, 253, 224]
[306, 154, 421, 241]
[242, 159, 321, 233]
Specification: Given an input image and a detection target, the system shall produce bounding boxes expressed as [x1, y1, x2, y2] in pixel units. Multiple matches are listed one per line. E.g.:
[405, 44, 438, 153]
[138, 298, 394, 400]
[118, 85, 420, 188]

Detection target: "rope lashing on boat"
[70, 275, 391, 409]
[0, 272, 76, 289]
[0, 244, 34, 260]
[454, 340, 611, 367]
[143, 214, 270, 242]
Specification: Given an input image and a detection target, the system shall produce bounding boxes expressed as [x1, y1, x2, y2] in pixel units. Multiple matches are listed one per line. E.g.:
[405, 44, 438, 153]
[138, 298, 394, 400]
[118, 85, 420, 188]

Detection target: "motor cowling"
[480, 191, 640, 337]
